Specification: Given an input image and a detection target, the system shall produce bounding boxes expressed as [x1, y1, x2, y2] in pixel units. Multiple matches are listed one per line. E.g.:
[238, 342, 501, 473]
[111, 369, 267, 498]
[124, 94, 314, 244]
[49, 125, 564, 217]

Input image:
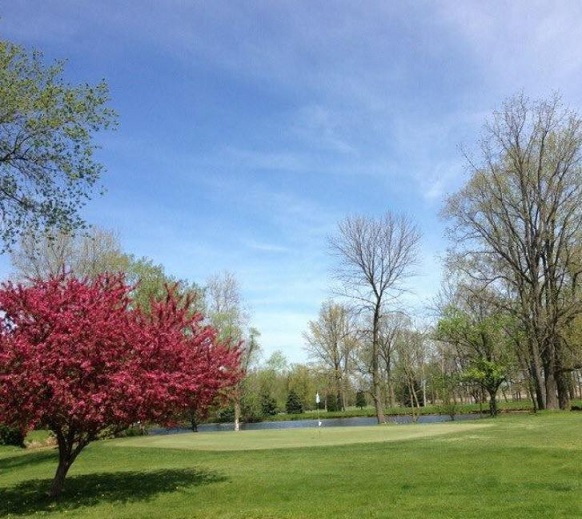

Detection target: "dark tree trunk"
[48, 428, 88, 499]
[49, 456, 73, 498]
[372, 380, 385, 424]
[488, 389, 498, 417]
[556, 369, 571, 410]
[529, 344, 546, 410]
[372, 306, 385, 424]
[544, 361, 559, 410]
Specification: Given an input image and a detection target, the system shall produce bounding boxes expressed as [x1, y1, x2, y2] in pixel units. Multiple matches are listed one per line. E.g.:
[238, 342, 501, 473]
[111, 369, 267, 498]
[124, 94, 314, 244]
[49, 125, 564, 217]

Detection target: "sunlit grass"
[1, 412, 581, 518]
[111, 421, 492, 451]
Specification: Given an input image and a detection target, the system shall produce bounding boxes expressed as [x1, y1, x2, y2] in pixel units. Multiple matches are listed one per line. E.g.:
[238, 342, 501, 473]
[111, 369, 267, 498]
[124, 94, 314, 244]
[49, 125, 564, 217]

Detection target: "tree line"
[304, 94, 582, 421]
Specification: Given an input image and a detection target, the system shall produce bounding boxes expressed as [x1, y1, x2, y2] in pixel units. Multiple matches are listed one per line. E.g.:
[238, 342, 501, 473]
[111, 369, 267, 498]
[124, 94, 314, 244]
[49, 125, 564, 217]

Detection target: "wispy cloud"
[244, 240, 290, 254]
[4, 1, 582, 363]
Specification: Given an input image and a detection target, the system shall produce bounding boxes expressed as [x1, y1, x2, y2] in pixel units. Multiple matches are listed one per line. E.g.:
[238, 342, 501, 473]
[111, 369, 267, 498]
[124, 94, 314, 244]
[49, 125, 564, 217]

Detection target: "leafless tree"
[10, 227, 127, 280]
[303, 301, 357, 410]
[395, 327, 426, 421]
[205, 270, 258, 430]
[329, 212, 421, 423]
[377, 311, 411, 408]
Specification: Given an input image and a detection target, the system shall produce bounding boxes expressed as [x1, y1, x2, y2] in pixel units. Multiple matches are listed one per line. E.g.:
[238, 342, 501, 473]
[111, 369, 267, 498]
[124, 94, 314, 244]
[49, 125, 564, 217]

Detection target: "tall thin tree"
[329, 212, 421, 423]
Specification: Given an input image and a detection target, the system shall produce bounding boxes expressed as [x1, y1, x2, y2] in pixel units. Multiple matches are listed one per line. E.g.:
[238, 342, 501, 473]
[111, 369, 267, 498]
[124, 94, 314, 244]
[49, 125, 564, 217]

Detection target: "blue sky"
[2, 1, 582, 363]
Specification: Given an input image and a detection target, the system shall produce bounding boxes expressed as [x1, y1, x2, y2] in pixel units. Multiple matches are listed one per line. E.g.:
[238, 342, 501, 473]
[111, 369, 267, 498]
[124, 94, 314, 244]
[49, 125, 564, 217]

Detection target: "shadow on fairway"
[0, 468, 226, 516]
[0, 451, 56, 472]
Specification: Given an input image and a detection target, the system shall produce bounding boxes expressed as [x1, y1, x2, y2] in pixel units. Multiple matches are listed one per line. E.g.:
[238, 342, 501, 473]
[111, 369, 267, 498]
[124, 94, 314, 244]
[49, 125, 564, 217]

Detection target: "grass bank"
[268, 398, 547, 422]
[1, 412, 581, 518]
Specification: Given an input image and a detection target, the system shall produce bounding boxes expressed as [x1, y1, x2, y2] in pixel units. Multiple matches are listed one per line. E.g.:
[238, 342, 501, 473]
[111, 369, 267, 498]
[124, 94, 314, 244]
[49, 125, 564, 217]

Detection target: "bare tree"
[378, 311, 411, 408]
[394, 327, 426, 421]
[303, 301, 357, 410]
[444, 93, 582, 409]
[205, 271, 258, 431]
[329, 212, 421, 423]
[10, 227, 128, 280]
[206, 271, 248, 341]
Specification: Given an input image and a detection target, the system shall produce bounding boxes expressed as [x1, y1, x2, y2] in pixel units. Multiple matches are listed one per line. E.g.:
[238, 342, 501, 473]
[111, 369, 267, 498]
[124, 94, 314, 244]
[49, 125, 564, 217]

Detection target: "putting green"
[110, 421, 493, 451]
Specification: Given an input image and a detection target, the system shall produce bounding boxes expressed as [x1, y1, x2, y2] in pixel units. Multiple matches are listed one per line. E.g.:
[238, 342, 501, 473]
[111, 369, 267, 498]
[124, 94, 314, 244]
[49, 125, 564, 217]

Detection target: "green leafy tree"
[355, 390, 367, 409]
[256, 351, 289, 411]
[126, 256, 202, 315]
[325, 393, 340, 412]
[463, 359, 506, 416]
[436, 299, 513, 417]
[260, 391, 278, 416]
[287, 363, 319, 411]
[286, 389, 304, 414]
[443, 93, 582, 410]
[0, 40, 116, 250]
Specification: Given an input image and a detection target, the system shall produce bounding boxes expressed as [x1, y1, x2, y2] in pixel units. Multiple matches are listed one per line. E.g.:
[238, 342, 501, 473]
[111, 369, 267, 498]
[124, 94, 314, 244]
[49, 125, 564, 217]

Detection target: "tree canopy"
[443, 93, 582, 410]
[0, 274, 241, 497]
[0, 40, 116, 250]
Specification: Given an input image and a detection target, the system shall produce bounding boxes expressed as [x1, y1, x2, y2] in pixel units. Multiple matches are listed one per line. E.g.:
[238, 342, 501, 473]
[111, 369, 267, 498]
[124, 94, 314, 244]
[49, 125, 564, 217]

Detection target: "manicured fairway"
[110, 421, 493, 451]
[0, 413, 581, 518]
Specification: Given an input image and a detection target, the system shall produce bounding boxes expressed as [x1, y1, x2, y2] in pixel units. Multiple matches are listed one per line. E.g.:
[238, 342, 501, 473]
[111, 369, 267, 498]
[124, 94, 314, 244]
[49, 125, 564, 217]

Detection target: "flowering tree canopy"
[0, 274, 241, 497]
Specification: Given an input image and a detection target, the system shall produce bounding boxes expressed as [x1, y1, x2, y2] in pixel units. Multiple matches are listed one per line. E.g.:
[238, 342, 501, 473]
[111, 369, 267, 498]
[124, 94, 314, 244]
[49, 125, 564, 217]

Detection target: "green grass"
[1, 413, 581, 518]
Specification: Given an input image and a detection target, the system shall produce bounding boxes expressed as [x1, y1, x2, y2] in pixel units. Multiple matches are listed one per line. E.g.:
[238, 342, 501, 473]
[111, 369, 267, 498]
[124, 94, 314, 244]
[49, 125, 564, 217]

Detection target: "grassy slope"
[0, 413, 581, 518]
[268, 399, 549, 421]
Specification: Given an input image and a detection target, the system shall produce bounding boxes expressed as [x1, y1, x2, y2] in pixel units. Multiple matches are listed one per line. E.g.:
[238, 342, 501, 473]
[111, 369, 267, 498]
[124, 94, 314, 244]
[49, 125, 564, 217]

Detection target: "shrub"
[325, 394, 340, 412]
[0, 424, 25, 447]
[355, 390, 367, 409]
[215, 406, 235, 423]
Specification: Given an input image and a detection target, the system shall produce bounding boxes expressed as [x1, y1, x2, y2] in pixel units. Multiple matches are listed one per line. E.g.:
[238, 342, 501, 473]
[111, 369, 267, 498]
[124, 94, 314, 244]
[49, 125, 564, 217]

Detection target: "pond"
[151, 412, 485, 435]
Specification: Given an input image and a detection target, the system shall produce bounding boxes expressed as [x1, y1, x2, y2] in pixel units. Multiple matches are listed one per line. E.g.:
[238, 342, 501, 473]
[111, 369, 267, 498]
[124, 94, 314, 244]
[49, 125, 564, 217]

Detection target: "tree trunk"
[409, 376, 420, 423]
[529, 356, 546, 410]
[556, 369, 571, 410]
[526, 375, 538, 412]
[234, 400, 241, 431]
[372, 376, 385, 423]
[544, 361, 559, 409]
[49, 456, 72, 498]
[48, 432, 86, 499]
[488, 389, 498, 417]
[388, 378, 395, 408]
[335, 368, 344, 411]
[372, 306, 385, 424]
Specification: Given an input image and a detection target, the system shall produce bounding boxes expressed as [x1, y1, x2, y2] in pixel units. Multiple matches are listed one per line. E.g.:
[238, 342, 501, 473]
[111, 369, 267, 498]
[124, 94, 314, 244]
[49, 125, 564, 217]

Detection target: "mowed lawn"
[0, 413, 581, 518]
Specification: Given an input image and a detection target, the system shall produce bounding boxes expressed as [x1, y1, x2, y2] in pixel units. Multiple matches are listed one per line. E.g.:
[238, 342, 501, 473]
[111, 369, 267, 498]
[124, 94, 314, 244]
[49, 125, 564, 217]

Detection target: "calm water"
[151, 412, 484, 435]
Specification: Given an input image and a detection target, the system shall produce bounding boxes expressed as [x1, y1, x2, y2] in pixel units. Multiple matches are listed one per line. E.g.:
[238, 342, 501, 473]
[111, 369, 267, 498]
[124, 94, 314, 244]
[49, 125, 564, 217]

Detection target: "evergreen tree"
[286, 390, 304, 414]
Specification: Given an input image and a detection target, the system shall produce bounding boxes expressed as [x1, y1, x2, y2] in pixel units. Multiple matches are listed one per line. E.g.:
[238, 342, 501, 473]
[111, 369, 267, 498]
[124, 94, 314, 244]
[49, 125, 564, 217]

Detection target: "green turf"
[111, 421, 493, 451]
[1, 413, 581, 518]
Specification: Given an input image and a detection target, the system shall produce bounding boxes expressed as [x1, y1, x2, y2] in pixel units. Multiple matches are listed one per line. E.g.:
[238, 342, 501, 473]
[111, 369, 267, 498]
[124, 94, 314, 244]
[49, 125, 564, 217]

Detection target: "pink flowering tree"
[0, 274, 241, 498]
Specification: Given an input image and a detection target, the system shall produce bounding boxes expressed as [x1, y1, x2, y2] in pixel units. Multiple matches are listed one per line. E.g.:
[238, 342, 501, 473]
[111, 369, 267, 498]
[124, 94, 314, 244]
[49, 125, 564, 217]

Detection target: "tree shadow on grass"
[0, 450, 56, 472]
[0, 468, 226, 516]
